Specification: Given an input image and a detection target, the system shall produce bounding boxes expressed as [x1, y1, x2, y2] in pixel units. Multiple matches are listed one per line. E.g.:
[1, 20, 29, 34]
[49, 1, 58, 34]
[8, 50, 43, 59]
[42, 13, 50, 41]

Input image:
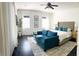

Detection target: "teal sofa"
[34, 30, 59, 51]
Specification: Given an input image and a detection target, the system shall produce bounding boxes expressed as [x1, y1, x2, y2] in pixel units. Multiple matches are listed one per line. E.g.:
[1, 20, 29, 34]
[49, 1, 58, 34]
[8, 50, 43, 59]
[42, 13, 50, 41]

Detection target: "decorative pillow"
[42, 30, 48, 36]
[37, 31, 42, 35]
[67, 28, 71, 32]
[55, 27, 59, 30]
[60, 27, 63, 31]
[62, 27, 68, 32]
[55, 26, 68, 32]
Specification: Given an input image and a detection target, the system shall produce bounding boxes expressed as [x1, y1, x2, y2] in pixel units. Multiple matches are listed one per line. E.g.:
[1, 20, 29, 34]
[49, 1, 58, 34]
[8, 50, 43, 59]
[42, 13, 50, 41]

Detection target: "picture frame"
[34, 15, 39, 28]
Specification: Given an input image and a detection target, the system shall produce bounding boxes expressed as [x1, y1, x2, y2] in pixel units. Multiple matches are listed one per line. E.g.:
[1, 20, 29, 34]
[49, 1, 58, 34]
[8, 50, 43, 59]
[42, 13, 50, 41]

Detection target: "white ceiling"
[15, 2, 79, 13]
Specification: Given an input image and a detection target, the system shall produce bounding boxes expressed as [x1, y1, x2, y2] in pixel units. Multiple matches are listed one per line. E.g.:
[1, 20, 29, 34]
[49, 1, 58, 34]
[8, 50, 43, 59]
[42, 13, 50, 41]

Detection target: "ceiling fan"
[41, 2, 58, 9]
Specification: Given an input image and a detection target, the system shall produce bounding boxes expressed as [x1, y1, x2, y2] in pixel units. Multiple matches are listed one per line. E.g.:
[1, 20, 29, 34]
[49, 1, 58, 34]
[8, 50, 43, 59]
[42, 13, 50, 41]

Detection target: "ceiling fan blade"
[51, 5, 58, 7]
[45, 6, 48, 9]
[50, 6, 54, 9]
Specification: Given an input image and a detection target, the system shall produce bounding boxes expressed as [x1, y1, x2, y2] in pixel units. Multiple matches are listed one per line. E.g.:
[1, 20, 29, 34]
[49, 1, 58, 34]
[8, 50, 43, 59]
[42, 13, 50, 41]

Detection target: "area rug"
[27, 37, 77, 56]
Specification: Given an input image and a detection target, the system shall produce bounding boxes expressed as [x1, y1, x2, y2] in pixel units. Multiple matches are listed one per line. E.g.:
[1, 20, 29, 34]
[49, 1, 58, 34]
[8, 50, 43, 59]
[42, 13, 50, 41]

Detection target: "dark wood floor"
[12, 36, 77, 56]
[12, 36, 34, 56]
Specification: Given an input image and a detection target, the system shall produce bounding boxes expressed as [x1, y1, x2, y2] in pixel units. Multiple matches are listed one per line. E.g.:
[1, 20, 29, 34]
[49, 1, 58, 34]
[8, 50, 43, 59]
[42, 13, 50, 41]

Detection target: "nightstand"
[71, 31, 77, 42]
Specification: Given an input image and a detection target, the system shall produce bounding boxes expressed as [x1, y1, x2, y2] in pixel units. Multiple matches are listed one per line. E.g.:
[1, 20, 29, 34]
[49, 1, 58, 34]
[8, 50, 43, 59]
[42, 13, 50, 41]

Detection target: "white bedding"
[50, 30, 71, 43]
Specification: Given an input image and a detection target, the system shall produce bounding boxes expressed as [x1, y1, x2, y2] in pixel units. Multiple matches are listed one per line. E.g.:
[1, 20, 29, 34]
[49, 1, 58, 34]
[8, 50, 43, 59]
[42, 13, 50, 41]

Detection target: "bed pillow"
[57, 27, 68, 32]
[60, 27, 63, 31]
[55, 27, 59, 30]
[67, 28, 71, 32]
[55, 27, 63, 31]
[62, 27, 68, 32]
[55, 27, 68, 32]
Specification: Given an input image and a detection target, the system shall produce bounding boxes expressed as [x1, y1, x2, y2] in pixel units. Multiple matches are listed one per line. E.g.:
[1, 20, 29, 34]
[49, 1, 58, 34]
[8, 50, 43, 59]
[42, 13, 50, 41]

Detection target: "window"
[22, 16, 30, 29]
[42, 17, 49, 30]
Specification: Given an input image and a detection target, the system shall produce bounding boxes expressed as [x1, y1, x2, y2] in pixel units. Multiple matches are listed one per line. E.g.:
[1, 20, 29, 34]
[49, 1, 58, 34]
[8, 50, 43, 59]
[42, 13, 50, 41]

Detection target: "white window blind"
[22, 16, 30, 29]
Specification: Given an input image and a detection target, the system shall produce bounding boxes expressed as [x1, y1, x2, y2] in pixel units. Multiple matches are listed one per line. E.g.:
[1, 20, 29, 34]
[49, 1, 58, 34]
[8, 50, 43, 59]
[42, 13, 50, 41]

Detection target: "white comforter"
[50, 30, 71, 43]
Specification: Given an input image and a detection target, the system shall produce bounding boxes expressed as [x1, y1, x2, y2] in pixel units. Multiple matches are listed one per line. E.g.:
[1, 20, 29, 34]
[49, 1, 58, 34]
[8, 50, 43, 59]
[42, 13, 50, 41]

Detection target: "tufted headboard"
[58, 21, 75, 31]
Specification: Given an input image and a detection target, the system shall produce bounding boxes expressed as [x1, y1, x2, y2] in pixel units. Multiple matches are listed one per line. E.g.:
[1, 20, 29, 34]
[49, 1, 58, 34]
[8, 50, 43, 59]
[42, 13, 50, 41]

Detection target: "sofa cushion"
[42, 30, 48, 36]
[47, 31, 57, 37]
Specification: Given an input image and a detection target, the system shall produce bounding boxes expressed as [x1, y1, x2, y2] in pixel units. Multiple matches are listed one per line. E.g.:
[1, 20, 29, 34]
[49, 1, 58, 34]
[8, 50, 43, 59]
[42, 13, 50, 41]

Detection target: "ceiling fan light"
[45, 8, 54, 12]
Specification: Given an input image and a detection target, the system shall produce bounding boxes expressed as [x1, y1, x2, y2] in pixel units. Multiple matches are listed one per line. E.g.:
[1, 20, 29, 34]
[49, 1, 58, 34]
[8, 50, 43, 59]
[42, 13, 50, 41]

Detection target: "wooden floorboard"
[12, 36, 34, 56]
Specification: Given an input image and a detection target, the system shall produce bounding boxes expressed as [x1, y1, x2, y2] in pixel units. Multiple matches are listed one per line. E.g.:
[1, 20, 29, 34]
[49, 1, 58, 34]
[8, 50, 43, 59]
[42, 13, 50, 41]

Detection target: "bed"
[50, 30, 71, 45]
[50, 21, 75, 45]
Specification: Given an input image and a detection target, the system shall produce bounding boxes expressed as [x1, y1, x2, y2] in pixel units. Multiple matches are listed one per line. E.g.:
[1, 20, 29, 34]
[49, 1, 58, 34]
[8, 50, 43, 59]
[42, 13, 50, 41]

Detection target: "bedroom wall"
[50, 8, 79, 31]
[17, 9, 53, 35]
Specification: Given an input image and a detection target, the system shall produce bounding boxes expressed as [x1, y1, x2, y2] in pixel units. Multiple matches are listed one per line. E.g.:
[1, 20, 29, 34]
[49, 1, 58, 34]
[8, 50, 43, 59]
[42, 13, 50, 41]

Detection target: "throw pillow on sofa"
[42, 30, 48, 36]
[47, 31, 57, 37]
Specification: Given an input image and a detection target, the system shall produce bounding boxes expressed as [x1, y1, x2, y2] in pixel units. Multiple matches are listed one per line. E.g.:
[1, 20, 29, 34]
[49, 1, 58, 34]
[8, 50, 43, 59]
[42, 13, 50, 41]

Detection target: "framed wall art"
[34, 15, 39, 28]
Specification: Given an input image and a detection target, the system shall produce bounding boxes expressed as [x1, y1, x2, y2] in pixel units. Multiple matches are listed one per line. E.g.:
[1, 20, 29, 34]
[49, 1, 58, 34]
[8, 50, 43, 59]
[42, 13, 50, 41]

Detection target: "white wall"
[51, 8, 79, 29]
[17, 9, 53, 35]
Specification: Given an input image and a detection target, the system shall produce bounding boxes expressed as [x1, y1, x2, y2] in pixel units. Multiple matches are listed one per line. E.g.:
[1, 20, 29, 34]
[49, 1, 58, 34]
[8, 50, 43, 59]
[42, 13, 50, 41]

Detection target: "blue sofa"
[33, 30, 59, 51]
